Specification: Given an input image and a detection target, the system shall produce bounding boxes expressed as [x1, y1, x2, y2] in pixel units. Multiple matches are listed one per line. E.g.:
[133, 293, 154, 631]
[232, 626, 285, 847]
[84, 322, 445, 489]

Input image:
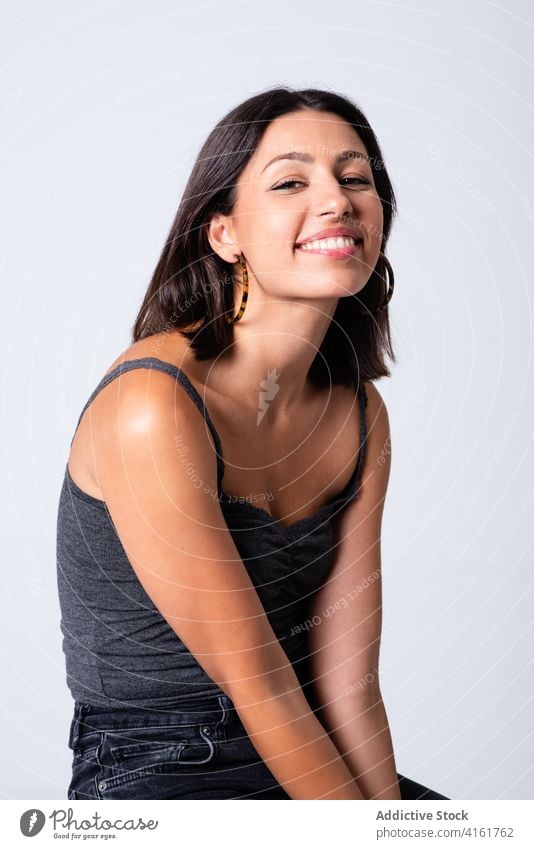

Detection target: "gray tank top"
[56, 357, 368, 710]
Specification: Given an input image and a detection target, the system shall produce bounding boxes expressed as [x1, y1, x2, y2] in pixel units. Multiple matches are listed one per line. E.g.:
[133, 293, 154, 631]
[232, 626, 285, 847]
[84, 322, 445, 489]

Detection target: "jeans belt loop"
[69, 702, 90, 750]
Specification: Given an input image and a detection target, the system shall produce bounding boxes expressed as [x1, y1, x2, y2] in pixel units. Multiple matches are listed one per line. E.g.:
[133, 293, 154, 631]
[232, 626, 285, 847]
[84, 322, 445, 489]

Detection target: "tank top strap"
[355, 380, 369, 488]
[70, 357, 225, 486]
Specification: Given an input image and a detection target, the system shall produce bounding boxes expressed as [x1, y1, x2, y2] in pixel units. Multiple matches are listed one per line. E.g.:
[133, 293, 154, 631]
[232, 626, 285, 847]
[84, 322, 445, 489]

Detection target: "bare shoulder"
[93, 364, 219, 506]
[363, 379, 387, 415]
[68, 332, 212, 500]
[93, 332, 206, 423]
[363, 380, 390, 446]
[93, 333, 216, 462]
[101, 331, 193, 378]
[329, 380, 392, 541]
[361, 380, 392, 491]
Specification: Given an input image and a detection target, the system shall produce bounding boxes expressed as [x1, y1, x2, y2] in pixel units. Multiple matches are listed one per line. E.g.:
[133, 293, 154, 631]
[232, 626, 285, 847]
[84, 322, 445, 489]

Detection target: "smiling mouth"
[295, 235, 363, 257]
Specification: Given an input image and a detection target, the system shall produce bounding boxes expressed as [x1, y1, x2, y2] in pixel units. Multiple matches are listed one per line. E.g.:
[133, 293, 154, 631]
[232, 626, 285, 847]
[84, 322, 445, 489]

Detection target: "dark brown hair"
[132, 85, 397, 386]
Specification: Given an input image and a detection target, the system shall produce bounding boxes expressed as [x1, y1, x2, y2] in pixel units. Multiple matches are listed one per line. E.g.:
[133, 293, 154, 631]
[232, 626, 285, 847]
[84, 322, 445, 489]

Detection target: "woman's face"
[215, 109, 384, 300]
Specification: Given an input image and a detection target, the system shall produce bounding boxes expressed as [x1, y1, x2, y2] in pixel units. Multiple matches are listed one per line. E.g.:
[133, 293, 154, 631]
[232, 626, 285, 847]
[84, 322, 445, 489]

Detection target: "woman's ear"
[205, 213, 240, 264]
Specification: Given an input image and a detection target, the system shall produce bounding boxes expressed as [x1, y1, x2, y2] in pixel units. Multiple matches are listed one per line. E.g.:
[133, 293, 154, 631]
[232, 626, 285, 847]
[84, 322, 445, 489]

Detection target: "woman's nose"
[313, 178, 354, 218]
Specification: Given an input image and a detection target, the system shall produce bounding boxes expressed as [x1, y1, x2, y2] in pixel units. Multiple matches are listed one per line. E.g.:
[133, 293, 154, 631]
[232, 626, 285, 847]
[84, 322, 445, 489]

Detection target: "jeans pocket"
[69, 741, 103, 800]
[72, 731, 102, 763]
[95, 724, 218, 799]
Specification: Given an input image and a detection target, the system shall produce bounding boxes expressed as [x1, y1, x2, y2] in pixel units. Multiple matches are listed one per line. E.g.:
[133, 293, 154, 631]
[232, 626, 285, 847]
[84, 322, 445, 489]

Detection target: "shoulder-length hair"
[132, 85, 397, 386]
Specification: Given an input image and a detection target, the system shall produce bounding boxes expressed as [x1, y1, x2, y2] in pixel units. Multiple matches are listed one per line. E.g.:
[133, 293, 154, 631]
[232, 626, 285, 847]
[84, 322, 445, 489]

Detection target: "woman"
[57, 86, 449, 800]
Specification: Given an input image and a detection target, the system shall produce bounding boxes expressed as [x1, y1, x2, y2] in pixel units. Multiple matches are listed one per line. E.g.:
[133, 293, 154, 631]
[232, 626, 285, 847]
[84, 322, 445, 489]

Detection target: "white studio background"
[1, 0, 532, 801]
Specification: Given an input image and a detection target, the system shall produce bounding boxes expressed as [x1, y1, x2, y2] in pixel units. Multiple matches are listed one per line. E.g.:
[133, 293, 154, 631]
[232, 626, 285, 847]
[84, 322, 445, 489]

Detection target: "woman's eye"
[272, 179, 306, 190]
[272, 177, 370, 191]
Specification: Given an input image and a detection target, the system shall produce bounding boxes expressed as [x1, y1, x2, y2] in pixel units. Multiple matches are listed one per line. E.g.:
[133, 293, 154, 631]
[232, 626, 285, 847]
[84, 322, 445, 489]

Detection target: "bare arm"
[306, 381, 401, 800]
[92, 369, 364, 800]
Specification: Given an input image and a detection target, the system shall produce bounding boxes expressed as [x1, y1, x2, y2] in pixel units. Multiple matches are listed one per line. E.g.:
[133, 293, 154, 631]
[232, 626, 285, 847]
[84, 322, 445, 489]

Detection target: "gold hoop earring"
[224, 253, 249, 324]
[360, 252, 395, 315]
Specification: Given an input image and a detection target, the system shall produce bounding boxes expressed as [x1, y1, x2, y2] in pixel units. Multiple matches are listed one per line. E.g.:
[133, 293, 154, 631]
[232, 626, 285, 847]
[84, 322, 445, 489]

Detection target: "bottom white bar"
[3, 799, 533, 848]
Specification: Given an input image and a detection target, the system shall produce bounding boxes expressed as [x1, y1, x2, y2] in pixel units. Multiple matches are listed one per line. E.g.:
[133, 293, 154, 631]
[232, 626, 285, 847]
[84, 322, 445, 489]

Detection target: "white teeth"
[299, 236, 359, 250]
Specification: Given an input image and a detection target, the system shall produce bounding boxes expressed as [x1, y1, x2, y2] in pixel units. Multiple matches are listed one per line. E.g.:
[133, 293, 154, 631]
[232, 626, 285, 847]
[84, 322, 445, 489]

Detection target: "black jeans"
[67, 695, 449, 800]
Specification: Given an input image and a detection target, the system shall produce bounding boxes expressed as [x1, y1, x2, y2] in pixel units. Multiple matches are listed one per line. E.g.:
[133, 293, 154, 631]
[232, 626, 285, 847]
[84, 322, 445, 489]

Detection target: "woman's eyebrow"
[260, 149, 371, 174]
